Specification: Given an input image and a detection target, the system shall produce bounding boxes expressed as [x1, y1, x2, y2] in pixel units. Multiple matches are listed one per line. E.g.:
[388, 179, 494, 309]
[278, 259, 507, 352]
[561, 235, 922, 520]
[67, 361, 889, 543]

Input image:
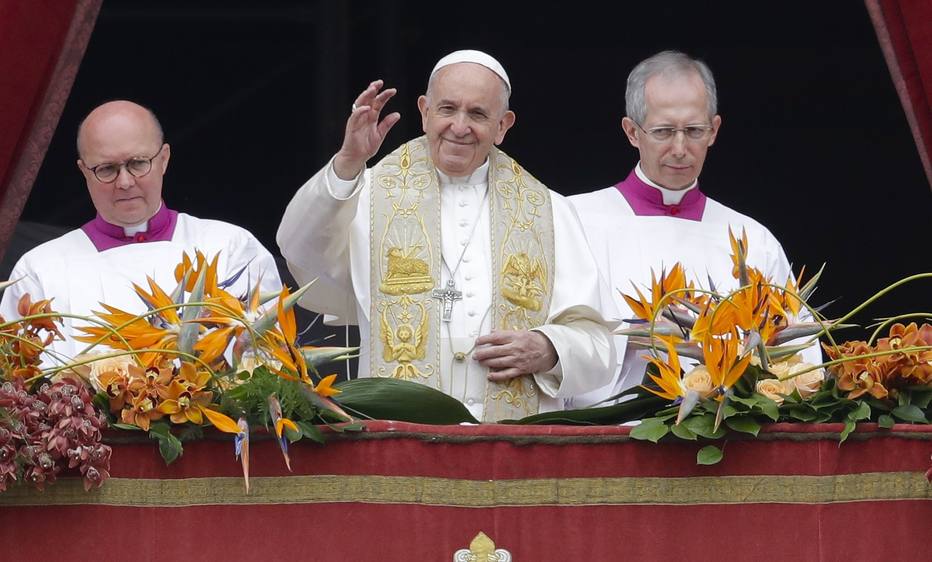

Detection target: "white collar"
[635, 162, 698, 205]
[121, 202, 161, 236]
[437, 159, 489, 186]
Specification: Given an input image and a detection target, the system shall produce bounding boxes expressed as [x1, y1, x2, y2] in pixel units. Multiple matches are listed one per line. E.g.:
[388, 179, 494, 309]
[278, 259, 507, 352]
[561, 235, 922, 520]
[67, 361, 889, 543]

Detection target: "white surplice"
[277, 157, 616, 421]
[568, 170, 822, 408]
[0, 213, 282, 364]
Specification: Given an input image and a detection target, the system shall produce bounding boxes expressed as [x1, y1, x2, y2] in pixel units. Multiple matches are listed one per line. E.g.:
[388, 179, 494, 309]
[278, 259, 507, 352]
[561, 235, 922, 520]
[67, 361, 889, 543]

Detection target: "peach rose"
[682, 366, 715, 398]
[784, 363, 824, 399]
[756, 378, 786, 405]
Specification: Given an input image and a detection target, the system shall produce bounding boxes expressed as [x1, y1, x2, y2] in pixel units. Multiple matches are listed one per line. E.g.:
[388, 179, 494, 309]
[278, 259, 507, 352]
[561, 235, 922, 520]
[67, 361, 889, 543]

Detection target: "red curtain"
[0, 0, 101, 262]
[866, 0, 932, 188]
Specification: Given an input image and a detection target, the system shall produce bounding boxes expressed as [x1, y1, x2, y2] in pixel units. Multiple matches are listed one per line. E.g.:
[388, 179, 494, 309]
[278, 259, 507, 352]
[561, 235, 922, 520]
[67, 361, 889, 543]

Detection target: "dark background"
[7, 1, 930, 353]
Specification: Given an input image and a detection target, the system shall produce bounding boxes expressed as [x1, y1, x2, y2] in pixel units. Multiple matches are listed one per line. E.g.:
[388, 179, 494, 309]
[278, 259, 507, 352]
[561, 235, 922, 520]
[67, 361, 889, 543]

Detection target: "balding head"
[76, 100, 170, 227]
[76, 100, 163, 158]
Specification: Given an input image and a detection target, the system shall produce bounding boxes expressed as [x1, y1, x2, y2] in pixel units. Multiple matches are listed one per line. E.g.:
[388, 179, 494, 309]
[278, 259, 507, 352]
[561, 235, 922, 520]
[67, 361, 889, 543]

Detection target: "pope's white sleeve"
[276, 159, 366, 322]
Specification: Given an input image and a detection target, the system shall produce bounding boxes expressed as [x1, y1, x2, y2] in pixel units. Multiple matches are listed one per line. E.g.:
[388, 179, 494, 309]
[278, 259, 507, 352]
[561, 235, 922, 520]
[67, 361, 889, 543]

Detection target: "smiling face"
[622, 71, 721, 189]
[417, 63, 515, 177]
[77, 101, 170, 227]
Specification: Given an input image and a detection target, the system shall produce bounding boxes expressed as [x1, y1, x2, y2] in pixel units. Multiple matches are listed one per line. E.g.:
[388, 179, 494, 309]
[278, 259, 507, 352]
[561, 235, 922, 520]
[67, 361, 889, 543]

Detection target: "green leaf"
[758, 398, 780, 421]
[724, 416, 761, 436]
[513, 394, 669, 426]
[630, 418, 670, 443]
[682, 414, 726, 439]
[787, 405, 817, 422]
[720, 403, 739, 419]
[697, 445, 723, 465]
[840, 419, 856, 443]
[877, 414, 895, 429]
[335, 378, 479, 424]
[296, 421, 326, 444]
[670, 422, 697, 440]
[148, 422, 183, 465]
[850, 401, 871, 422]
[111, 423, 143, 431]
[891, 404, 928, 423]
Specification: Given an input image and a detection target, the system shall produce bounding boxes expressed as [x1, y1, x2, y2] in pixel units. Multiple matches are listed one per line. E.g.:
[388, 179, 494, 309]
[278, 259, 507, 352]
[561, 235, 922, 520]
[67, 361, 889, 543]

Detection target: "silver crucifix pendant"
[432, 279, 463, 322]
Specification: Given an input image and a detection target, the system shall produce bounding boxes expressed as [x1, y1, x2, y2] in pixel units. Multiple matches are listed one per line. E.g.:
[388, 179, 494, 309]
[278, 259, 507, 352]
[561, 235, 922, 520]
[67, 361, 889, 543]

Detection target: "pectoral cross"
[431, 279, 462, 322]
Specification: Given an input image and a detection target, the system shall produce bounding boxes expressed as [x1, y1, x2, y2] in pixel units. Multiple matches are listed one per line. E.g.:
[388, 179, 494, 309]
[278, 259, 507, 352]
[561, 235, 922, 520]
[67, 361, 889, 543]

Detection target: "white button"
[458, 185, 465, 192]
[462, 255, 471, 263]
[466, 398, 476, 405]
[465, 274, 473, 280]
[459, 200, 468, 207]
[459, 239, 468, 246]
[470, 331, 478, 337]
[466, 291, 474, 298]
[468, 310, 477, 317]
[459, 220, 469, 227]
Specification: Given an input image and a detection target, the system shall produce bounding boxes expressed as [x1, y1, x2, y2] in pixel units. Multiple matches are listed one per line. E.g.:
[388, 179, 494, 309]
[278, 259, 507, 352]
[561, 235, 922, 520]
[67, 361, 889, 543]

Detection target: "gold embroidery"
[490, 376, 536, 411]
[371, 138, 554, 420]
[501, 252, 546, 311]
[380, 245, 433, 295]
[372, 140, 440, 384]
[486, 150, 554, 419]
[378, 296, 432, 380]
[454, 531, 512, 562]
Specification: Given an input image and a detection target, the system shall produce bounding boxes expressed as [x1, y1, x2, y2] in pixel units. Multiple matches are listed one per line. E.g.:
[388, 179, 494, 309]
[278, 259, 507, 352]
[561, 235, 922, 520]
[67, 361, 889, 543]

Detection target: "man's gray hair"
[625, 50, 718, 124]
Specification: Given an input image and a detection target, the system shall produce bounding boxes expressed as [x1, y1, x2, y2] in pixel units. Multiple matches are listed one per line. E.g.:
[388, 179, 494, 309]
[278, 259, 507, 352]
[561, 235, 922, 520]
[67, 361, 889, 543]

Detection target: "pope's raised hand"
[333, 80, 401, 180]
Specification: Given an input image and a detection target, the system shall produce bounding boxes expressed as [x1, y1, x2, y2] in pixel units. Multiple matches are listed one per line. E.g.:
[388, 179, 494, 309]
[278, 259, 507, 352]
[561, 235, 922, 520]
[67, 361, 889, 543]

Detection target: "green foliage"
[697, 445, 723, 465]
[148, 422, 183, 464]
[224, 366, 321, 429]
[334, 378, 479, 424]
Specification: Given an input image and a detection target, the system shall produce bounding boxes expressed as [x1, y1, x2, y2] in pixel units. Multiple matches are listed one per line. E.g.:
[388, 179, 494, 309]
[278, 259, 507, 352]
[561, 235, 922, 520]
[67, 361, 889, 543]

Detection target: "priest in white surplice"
[568, 51, 822, 408]
[278, 50, 615, 422]
[0, 101, 281, 364]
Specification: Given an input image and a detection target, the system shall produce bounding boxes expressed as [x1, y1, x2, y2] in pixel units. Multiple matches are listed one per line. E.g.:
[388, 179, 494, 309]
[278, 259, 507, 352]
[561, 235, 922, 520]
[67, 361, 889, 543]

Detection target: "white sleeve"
[276, 159, 366, 322]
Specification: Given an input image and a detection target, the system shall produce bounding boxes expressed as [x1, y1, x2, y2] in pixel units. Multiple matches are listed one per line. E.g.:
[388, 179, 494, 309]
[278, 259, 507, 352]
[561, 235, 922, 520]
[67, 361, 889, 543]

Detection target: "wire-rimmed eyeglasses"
[635, 122, 714, 142]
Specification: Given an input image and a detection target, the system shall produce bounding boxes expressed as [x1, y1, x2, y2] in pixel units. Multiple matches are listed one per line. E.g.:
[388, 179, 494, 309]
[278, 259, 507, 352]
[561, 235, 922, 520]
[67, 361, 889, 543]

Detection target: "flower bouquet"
[608, 229, 931, 464]
[0, 251, 362, 493]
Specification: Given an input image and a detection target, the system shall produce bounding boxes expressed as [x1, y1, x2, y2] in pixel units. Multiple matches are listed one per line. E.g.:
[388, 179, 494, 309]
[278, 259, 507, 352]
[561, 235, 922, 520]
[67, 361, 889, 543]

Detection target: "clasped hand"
[473, 330, 558, 382]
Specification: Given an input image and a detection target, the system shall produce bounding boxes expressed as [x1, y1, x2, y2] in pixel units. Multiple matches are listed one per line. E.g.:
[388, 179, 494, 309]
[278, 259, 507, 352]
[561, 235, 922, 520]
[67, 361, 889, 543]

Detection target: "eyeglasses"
[83, 145, 164, 183]
[635, 122, 714, 142]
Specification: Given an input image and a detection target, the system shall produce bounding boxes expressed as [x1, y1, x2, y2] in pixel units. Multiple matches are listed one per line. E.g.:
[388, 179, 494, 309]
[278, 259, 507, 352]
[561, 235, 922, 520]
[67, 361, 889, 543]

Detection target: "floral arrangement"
[608, 229, 932, 464]
[0, 294, 110, 491]
[0, 252, 360, 493]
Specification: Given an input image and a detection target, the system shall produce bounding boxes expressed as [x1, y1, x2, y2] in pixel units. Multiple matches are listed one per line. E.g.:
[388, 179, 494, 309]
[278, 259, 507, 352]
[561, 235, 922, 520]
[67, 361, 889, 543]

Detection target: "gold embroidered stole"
[370, 136, 555, 421]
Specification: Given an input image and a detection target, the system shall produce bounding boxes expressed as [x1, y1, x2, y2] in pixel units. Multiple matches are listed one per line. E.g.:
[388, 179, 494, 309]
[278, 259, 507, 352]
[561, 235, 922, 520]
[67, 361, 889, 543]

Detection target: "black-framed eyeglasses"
[83, 145, 165, 183]
[635, 122, 714, 142]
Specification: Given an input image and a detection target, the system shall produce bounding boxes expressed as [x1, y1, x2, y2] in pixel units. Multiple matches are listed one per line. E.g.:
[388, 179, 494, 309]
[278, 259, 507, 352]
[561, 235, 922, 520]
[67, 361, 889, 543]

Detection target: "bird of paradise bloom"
[702, 330, 752, 395]
[640, 337, 704, 424]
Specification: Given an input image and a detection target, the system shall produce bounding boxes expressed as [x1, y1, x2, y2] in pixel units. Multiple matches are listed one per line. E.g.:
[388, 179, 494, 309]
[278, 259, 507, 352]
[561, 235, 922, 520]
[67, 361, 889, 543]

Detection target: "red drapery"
[866, 0, 932, 188]
[1, 422, 929, 561]
[0, 0, 101, 262]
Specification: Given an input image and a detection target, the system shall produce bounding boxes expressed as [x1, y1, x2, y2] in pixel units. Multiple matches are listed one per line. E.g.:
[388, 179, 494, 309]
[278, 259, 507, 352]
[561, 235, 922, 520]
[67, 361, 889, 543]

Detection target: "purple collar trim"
[614, 169, 706, 221]
[81, 203, 178, 252]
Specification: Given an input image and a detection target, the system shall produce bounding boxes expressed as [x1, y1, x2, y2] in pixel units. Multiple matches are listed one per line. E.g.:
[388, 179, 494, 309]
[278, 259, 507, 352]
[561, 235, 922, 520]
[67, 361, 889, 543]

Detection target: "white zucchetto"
[430, 49, 511, 93]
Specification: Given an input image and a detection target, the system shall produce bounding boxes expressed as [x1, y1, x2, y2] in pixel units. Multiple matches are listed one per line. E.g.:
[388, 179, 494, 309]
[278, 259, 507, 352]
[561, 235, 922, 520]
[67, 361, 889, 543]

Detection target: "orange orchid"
[121, 391, 164, 431]
[15, 293, 64, 340]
